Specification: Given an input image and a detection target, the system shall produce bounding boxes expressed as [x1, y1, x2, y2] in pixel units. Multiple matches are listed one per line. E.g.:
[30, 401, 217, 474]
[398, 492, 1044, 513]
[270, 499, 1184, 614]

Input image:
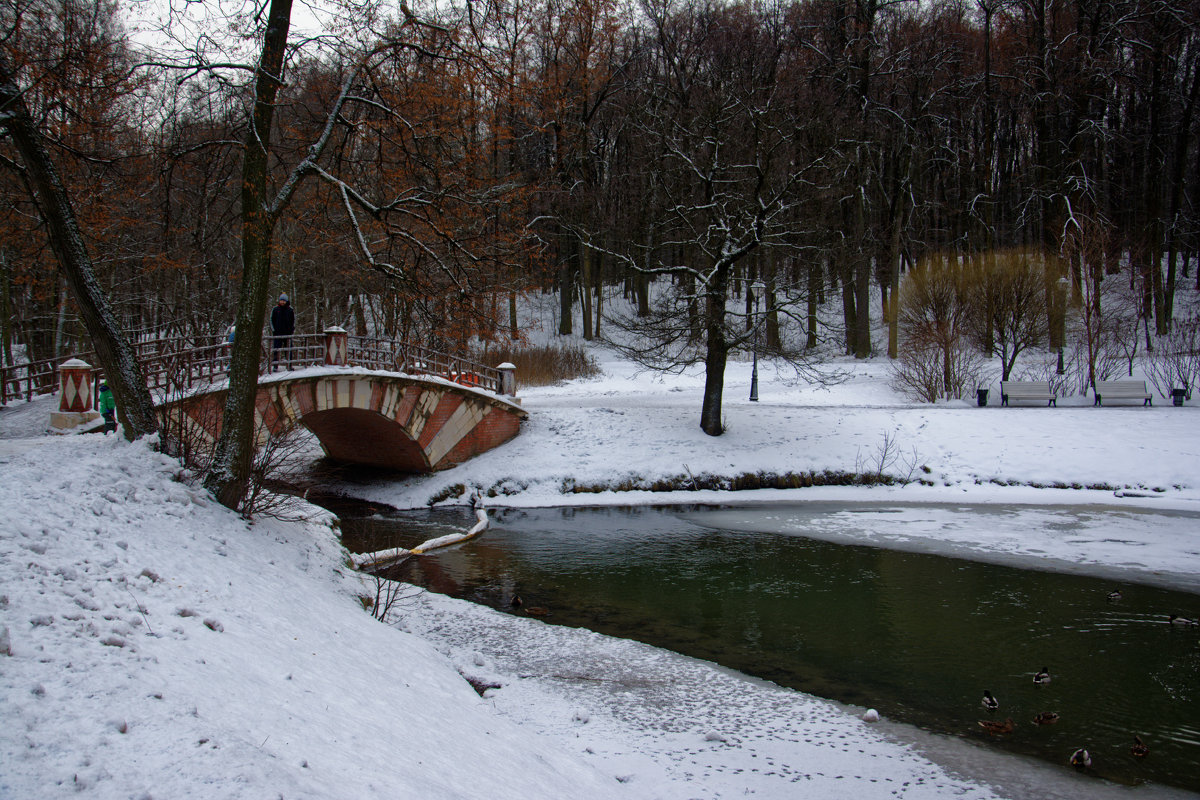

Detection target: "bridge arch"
[162, 370, 527, 472]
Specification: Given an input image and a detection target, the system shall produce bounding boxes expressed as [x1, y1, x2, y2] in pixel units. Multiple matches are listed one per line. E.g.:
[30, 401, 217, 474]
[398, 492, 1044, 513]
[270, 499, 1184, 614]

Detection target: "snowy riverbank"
[3, 351, 1199, 799]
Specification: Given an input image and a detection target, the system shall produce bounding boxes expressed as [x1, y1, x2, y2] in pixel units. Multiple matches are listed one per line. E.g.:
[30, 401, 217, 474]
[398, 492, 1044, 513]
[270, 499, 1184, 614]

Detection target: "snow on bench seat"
[1000, 380, 1057, 407]
[1093, 380, 1152, 406]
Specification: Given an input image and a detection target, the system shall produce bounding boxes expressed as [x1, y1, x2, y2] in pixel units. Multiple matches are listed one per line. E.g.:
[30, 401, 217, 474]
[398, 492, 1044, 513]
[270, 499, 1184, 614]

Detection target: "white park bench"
[1093, 380, 1152, 406]
[1000, 380, 1057, 407]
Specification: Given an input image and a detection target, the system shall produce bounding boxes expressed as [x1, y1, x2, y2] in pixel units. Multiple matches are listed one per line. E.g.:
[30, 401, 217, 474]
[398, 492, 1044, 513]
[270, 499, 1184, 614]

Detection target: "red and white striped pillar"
[51, 358, 101, 430]
[58, 359, 94, 412]
[324, 327, 348, 366]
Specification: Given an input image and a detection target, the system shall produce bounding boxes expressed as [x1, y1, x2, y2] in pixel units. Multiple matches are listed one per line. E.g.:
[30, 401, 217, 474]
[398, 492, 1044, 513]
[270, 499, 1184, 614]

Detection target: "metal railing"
[1, 338, 199, 406]
[1, 333, 504, 406]
[1, 355, 59, 405]
[343, 336, 503, 394]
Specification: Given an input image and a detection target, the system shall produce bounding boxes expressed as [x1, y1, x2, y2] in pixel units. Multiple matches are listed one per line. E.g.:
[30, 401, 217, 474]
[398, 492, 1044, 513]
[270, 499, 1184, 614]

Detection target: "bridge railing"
[4, 331, 507, 407]
[1, 356, 60, 405]
[1, 337, 223, 406]
[141, 333, 330, 395]
[344, 336, 503, 394]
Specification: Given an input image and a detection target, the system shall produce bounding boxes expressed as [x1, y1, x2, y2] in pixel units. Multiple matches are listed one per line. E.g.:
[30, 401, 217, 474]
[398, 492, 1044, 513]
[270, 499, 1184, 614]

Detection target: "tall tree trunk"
[55, 276, 69, 355]
[0, 249, 11, 366]
[853, 193, 871, 359]
[886, 168, 906, 359]
[807, 257, 820, 349]
[699, 265, 730, 436]
[558, 239, 574, 336]
[0, 54, 158, 441]
[593, 249, 603, 338]
[1146, 39, 1168, 335]
[204, 0, 293, 510]
[841, 254, 857, 355]
[636, 269, 650, 317]
[579, 244, 593, 340]
[765, 253, 779, 350]
[1164, 55, 1199, 327]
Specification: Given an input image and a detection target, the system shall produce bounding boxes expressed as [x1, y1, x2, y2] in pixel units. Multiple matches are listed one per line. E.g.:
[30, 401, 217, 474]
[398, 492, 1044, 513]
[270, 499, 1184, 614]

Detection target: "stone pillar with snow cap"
[51, 358, 101, 430]
[497, 362, 517, 396]
[324, 327, 348, 366]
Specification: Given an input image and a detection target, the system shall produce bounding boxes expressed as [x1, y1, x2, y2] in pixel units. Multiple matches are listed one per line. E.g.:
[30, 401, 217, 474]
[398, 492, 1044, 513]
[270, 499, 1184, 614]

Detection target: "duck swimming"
[1032, 711, 1060, 725]
[1131, 735, 1150, 758]
[978, 717, 1015, 735]
[1168, 614, 1196, 626]
[981, 690, 999, 711]
[1107, 590, 1122, 601]
[1070, 748, 1091, 768]
[1033, 666, 1051, 685]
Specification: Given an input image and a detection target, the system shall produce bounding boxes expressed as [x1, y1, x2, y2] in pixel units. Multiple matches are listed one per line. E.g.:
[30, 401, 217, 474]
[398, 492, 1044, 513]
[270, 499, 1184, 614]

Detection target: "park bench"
[1000, 380, 1057, 407]
[1093, 380, 1152, 406]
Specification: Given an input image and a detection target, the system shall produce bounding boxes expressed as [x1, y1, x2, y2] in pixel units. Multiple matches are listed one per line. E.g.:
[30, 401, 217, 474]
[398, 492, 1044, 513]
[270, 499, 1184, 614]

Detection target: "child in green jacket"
[97, 381, 116, 434]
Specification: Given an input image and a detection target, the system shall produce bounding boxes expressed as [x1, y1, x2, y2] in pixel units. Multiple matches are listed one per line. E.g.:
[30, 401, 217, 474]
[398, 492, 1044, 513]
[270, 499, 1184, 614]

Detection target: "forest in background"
[3, 0, 1199, 401]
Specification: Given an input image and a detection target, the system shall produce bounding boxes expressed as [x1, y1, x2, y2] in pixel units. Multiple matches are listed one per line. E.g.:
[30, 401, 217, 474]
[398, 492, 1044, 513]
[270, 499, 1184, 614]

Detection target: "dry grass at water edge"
[471, 343, 600, 387]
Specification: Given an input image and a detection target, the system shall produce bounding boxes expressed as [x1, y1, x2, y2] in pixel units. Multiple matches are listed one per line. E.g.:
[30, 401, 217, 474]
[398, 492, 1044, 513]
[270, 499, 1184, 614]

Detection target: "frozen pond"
[334, 500, 1200, 796]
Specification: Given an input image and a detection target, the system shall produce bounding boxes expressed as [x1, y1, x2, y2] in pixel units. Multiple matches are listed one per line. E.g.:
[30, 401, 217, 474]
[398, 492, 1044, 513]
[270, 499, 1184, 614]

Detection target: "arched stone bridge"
[162, 370, 527, 472]
[49, 328, 527, 472]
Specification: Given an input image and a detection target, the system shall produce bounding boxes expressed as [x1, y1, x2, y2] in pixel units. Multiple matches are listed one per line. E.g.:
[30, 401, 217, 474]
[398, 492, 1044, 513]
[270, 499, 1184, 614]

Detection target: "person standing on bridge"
[270, 293, 295, 371]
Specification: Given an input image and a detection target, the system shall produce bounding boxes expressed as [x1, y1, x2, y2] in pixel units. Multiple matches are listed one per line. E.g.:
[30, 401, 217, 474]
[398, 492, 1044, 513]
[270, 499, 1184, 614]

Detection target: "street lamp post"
[750, 281, 764, 402]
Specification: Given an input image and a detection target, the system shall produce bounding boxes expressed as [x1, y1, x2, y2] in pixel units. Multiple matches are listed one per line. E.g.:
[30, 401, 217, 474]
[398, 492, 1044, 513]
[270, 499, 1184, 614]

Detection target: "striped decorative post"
[497, 362, 517, 396]
[324, 327, 348, 366]
[59, 359, 94, 411]
[51, 359, 101, 430]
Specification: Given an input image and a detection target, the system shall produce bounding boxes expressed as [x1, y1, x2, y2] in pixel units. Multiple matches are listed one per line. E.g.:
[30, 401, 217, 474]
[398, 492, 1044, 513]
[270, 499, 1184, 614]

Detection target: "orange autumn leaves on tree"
[273, 25, 539, 350]
[1, 0, 158, 358]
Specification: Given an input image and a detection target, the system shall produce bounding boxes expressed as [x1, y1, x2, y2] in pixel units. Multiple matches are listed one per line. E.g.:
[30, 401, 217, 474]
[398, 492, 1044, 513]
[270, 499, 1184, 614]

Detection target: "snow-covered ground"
[3, 349, 1199, 800]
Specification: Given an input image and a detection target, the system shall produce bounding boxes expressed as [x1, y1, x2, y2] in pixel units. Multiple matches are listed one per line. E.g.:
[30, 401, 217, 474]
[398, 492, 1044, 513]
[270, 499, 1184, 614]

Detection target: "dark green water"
[336, 503, 1200, 793]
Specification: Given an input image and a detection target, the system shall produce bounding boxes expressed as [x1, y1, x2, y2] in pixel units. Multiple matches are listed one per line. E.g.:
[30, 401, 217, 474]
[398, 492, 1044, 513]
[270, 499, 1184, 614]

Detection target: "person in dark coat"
[270, 293, 295, 370]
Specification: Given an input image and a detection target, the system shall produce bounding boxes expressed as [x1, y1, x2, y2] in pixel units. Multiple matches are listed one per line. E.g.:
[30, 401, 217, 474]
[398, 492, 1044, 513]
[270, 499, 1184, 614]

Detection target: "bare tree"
[965, 250, 1048, 380]
[203, 0, 313, 508]
[0, 2, 158, 440]
[893, 253, 982, 399]
[1147, 313, 1200, 400]
[578, 0, 834, 435]
[159, 0, 525, 508]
